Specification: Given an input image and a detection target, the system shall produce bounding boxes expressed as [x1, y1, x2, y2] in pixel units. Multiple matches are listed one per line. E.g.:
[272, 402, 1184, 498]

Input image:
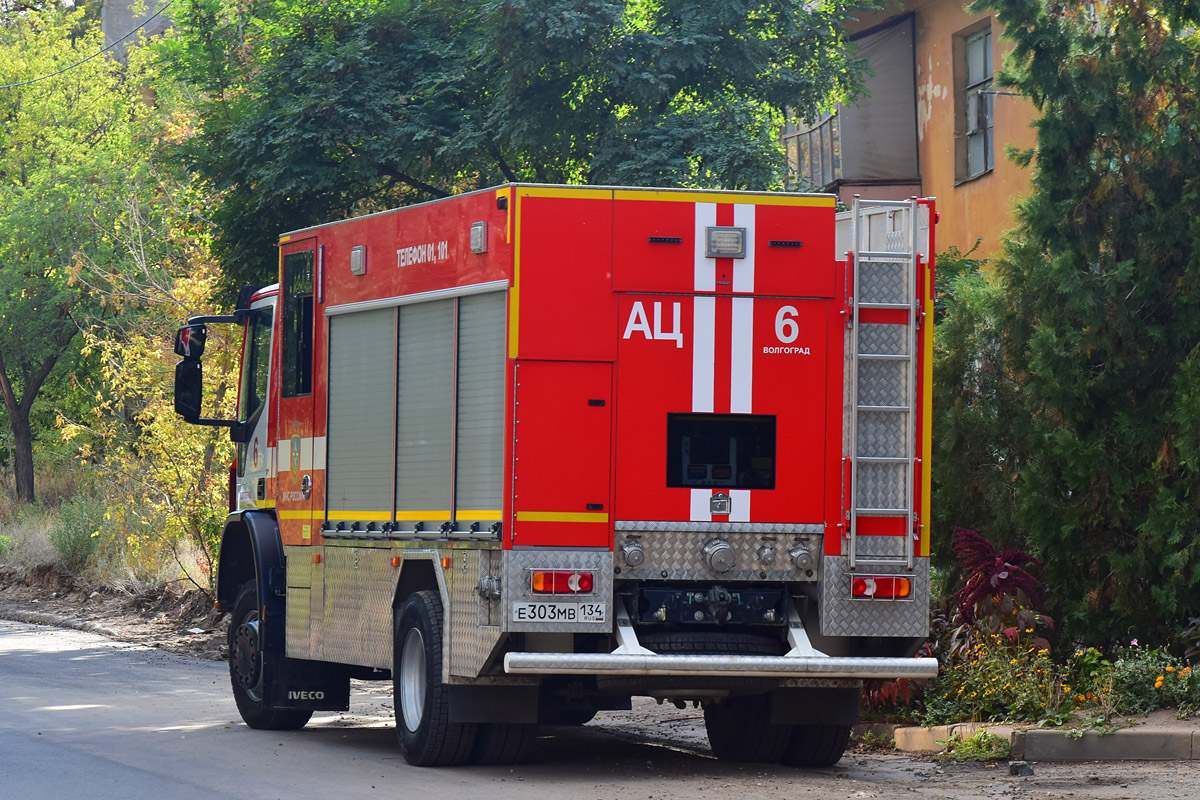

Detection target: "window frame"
[956, 23, 995, 183]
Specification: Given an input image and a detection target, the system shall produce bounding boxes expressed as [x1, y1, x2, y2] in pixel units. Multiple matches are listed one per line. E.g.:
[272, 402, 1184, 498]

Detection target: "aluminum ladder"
[847, 198, 925, 570]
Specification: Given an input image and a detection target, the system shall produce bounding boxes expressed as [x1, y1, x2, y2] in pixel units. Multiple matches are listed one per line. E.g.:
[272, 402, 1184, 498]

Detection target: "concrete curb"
[0, 608, 120, 639]
[888, 722, 1200, 761]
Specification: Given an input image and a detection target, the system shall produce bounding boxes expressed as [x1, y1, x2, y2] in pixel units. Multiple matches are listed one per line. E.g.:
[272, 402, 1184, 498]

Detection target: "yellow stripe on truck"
[515, 511, 609, 524]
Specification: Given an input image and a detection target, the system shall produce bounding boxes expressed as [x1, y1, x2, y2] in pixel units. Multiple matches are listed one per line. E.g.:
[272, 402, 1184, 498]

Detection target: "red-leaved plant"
[945, 527, 1052, 655]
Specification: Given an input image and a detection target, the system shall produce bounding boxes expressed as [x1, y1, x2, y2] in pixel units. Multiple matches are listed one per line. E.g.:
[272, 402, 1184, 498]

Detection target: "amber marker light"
[391, 556, 401, 568]
[530, 570, 595, 594]
[851, 575, 911, 600]
[441, 557, 453, 569]
[312, 553, 322, 564]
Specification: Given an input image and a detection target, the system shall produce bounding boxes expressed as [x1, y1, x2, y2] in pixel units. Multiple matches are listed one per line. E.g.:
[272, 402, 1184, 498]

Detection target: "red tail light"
[851, 575, 912, 600]
[530, 570, 595, 594]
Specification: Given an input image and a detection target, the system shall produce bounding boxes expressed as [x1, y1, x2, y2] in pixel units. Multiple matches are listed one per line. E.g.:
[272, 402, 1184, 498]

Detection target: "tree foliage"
[160, 0, 873, 289]
[0, 5, 158, 501]
[940, 0, 1200, 645]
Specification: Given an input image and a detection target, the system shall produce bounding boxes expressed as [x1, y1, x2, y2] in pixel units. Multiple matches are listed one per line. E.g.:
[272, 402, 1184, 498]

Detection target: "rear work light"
[851, 575, 912, 600]
[530, 570, 595, 594]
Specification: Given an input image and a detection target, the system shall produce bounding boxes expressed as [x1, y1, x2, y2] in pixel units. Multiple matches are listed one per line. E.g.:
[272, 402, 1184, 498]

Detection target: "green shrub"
[49, 495, 104, 573]
[0, 534, 13, 560]
[922, 632, 1067, 724]
[1108, 645, 1200, 717]
[938, 730, 1011, 762]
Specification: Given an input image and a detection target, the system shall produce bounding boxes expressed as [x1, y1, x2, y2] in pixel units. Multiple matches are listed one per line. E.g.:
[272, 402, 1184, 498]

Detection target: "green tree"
[0, 6, 158, 502]
[160, 0, 873, 289]
[955, 0, 1200, 645]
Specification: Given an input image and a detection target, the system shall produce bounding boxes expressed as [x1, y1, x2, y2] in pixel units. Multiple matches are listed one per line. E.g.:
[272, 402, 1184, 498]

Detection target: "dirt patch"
[0, 563, 228, 661]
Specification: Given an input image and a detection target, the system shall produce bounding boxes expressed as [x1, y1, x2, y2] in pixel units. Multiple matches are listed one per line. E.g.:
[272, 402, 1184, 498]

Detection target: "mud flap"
[266, 660, 351, 711]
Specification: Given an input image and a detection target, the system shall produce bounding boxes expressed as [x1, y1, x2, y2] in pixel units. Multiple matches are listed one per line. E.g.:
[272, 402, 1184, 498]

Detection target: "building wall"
[848, 0, 1039, 259]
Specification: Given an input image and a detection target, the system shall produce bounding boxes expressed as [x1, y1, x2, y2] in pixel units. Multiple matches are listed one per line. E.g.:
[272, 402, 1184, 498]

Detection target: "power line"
[0, 0, 176, 90]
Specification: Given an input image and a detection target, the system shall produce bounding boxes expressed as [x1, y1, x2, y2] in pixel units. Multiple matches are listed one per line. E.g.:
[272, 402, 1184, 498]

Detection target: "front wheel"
[228, 581, 312, 730]
[393, 590, 477, 766]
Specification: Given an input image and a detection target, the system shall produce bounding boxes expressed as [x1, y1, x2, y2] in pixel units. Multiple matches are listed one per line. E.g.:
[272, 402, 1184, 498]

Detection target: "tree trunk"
[8, 406, 34, 503]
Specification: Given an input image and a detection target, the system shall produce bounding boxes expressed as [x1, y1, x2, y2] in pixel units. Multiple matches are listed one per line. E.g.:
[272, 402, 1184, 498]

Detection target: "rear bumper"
[503, 652, 938, 680]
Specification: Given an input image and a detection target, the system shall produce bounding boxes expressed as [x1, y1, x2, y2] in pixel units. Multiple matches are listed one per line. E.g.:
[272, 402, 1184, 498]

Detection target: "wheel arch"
[391, 552, 449, 614]
[216, 510, 286, 649]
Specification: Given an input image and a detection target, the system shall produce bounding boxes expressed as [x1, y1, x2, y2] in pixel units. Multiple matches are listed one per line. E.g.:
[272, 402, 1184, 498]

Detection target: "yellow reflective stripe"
[395, 510, 452, 521]
[613, 189, 834, 207]
[509, 191, 522, 358]
[327, 511, 393, 522]
[516, 186, 612, 200]
[277, 510, 322, 521]
[920, 256, 935, 558]
[458, 509, 502, 521]
[515, 511, 609, 524]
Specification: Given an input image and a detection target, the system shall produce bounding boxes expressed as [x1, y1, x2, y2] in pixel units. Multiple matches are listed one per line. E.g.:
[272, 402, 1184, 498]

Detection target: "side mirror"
[174, 324, 207, 359]
[174, 359, 203, 420]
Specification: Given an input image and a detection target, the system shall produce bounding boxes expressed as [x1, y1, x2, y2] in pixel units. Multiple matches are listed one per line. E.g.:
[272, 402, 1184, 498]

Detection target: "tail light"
[530, 570, 595, 594]
[851, 575, 912, 600]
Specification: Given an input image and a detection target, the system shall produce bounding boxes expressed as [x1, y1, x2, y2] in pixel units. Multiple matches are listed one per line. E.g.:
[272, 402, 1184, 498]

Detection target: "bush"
[1109, 645, 1200, 717]
[49, 495, 104, 573]
[922, 632, 1067, 725]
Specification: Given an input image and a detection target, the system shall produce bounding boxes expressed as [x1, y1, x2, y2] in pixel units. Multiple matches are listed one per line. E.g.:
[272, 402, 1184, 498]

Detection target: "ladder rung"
[857, 353, 910, 361]
[855, 456, 911, 464]
[856, 302, 912, 310]
[856, 405, 909, 413]
[857, 251, 914, 260]
[850, 557, 911, 567]
[854, 508, 910, 516]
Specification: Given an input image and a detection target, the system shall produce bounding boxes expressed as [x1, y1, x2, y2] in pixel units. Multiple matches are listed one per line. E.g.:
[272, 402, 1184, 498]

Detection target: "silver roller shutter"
[455, 292, 507, 521]
[395, 299, 455, 521]
[326, 309, 395, 522]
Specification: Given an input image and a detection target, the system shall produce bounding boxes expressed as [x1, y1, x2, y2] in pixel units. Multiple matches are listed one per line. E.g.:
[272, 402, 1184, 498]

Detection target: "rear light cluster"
[851, 575, 912, 600]
[530, 570, 595, 594]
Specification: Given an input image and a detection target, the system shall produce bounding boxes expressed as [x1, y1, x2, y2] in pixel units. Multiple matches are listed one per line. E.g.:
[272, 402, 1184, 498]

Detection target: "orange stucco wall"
[849, 1, 1039, 259]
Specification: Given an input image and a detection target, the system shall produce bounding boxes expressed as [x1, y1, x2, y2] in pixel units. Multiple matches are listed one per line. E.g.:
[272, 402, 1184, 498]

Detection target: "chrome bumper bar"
[503, 653, 939, 679]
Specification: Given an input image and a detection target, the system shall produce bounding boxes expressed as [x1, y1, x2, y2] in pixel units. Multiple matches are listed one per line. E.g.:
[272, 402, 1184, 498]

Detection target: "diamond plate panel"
[503, 549, 614, 632]
[859, 260, 908, 305]
[885, 229, 907, 253]
[857, 410, 907, 458]
[448, 547, 505, 678]
[857, 360, 907, 407]
[284, 546, 316, 659]
[858, 323, 908, 356]
[820, 555, 929, 638]
[856, 534, 907, 558]
[321, 546, 399, 669]
[857, 462, 907, 510]
[612, 528, 822, 582]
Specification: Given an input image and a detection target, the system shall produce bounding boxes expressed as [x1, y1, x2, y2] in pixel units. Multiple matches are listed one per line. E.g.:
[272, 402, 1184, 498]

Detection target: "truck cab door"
[275, 241, 319, 544]
[236, 300, 276, 508]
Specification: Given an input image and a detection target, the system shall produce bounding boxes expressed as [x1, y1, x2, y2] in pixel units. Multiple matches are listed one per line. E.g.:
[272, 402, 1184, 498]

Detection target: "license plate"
[511, 602, 607, 623]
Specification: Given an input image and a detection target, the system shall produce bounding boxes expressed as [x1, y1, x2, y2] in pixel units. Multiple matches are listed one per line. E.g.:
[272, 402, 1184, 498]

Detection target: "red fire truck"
[174, 184, 937, 767]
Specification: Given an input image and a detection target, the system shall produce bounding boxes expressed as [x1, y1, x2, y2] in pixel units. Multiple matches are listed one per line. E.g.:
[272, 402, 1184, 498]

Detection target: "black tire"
[703, 694, 791, 763]
[472, 723, 537, 765]
[781, 724, 853, 767]
[228, 581, 313, 730]
[394, 590, 477, 766]
[539, 707, 598, 726]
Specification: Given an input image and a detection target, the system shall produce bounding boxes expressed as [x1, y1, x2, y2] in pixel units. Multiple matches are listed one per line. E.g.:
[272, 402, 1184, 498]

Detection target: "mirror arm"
[186, 313, 243, 326]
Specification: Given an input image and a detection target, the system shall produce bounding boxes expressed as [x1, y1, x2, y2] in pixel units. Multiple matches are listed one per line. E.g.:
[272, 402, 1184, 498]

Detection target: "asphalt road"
[6, 619, 1200, 800]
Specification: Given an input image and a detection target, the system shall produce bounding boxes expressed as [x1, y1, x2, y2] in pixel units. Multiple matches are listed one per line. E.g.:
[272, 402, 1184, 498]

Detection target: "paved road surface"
[5, 619, 1200, 799]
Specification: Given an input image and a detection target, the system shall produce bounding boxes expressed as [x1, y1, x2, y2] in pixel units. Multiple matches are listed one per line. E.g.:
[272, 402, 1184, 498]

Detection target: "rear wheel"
[472, 723, 537, 765]
[393, 590, 476, 766]
[228, 581, 312, 730]
[703, 694, 791, 763]
[781, 723, 853, 767]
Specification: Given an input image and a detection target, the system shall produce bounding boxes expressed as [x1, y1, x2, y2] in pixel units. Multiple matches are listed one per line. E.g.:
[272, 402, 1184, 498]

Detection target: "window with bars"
[782, 111, 841, 190]
[961, 27, 994, 180]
